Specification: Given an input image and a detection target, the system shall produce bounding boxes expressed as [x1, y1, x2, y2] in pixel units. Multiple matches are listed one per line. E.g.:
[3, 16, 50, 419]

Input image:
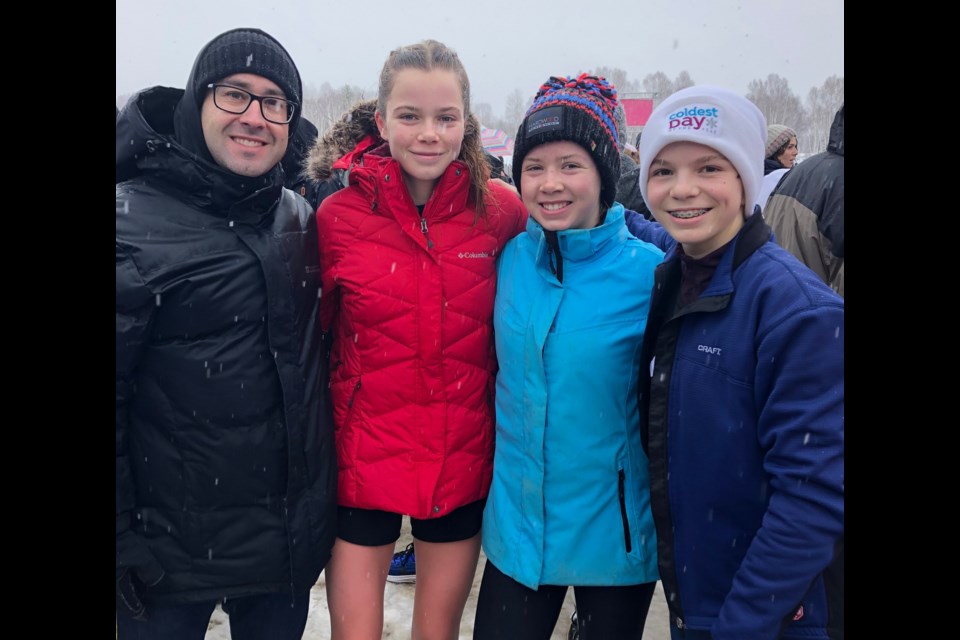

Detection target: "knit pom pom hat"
[638, 85, 766, 217]
[765, 124, 797, 159]
[512, 74, 621, 208]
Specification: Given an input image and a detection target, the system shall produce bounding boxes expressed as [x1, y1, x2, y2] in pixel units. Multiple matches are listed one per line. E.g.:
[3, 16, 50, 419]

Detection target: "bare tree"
[500, 88, 532, 138]
[803, 76, 844, 154]
[673, 71, 695, 93]
[585, 66, 641, 93]
[746, 74, 806, 139]
[302, 82, 371, 134]
[642, 71, 673, 106]
[473, 102, 495, 129]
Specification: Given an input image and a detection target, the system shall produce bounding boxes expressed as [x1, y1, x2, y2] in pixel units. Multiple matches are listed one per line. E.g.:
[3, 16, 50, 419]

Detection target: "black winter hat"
[512, 74, 621, 208]
[193, 28, 302, 130]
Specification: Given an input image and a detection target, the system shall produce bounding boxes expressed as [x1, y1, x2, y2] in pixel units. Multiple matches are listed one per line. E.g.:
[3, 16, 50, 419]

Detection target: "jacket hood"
[116, 86, 283, 212]
[306, 99, 383, 181]
[827, 104, 844, 157]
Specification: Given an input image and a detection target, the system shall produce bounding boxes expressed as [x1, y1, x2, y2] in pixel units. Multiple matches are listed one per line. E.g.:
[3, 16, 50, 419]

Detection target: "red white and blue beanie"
[512, 74, 621, 208]
[638, 85, 766, 217]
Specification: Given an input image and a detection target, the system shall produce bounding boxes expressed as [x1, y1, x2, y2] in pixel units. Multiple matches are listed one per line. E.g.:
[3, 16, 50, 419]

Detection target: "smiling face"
[519, 140, 602, 232]
[776, 136, 799, 167]
[374, 68, 465, 205]
[200, 73, 289, 177]
[645, 141, 746, 259]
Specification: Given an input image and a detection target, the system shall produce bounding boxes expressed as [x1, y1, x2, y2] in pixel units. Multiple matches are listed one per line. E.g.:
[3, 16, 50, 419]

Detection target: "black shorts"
[337, 500, 485, 546]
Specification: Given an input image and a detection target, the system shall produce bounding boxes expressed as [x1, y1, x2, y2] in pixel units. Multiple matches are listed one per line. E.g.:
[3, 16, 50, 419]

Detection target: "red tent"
[621, 98, 654, 127]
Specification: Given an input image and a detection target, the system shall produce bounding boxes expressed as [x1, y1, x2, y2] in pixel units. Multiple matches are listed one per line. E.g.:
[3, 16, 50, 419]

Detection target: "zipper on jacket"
[347, 379, 362, 408]
[618, 469, 632, 553]
[544, 230, 563, 282]
[420, 216, 435, 249]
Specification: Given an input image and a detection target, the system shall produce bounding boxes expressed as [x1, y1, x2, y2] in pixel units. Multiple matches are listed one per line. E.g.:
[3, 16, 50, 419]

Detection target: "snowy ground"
[204, 518, 671, 639]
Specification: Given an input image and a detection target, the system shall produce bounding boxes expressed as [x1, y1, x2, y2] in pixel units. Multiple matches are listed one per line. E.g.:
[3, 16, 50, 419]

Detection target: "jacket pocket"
[344, 377, 362, 425]
[331, 374, 362, 434]
[618, 467, 632, 553]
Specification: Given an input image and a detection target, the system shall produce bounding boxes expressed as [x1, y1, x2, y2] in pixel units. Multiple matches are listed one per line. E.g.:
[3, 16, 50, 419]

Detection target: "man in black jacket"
[115, 28, 336, 639]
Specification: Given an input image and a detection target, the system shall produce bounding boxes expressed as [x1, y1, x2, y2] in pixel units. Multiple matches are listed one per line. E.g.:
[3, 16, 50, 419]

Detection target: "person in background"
[485, 151, 512, 184]
[626, 85, 843, 639]
[116, 28, 336, 639]
[315, 39, 526, 640]
[613, 100, 652, 218]
[764, 104, 844, 296]
[282, 115, 321, 209]
[754, 124, 798, 212]
[474, 74, 663, 640]
[305, 99, 383, 210]
[764, 124, 799, 171]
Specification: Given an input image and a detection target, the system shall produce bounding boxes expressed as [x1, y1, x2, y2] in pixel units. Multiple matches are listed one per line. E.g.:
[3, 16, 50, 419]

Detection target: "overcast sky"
[116, 0, 843, 115]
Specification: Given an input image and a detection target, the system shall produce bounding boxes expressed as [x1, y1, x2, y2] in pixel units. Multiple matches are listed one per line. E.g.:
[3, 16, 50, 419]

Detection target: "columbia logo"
[458, 251, 490, 259]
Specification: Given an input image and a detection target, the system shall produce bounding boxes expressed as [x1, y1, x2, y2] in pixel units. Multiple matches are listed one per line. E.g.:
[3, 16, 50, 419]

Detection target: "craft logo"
[666, 104, 720, 135]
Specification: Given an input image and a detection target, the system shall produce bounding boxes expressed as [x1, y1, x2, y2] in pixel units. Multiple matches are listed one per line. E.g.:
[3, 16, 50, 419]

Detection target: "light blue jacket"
[482, 204, 664, 589]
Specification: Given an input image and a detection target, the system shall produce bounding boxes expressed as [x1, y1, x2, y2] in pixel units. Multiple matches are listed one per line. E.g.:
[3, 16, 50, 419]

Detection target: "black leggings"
[473, 559, 656, 640]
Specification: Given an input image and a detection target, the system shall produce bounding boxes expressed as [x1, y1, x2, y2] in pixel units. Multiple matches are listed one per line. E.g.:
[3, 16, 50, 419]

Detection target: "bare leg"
[411, 533, 482, 640]
[324, 536, 394, 640]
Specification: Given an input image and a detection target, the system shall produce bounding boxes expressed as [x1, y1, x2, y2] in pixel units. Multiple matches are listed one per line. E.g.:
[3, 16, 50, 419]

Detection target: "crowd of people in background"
[117, 27, 843, 640]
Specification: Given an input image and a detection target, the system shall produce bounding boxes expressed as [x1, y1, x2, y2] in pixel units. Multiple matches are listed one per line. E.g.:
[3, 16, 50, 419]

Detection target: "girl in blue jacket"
[627, 86, 844, 640]
[473, 74, 664, 640]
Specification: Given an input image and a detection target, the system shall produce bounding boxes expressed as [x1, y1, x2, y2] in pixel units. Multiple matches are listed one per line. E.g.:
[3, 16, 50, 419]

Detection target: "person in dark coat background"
[115, 27, 337, 639]
[282, 115, 321, 210]
[304, 98, 383, 209]
[613, 109, 653, 220]
[764, 105, 844, 296]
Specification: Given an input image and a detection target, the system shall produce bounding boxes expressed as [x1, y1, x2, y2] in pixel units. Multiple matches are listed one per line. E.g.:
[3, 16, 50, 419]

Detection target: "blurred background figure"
[613, 101, 652, 219]
[282, 116, 321, 209]
[485, 151, 512, 184]
[306, 99, 382, 210]
[755, 123, 798, 212]
[764, 124, 798, 171]
[764, 104, 844, 297]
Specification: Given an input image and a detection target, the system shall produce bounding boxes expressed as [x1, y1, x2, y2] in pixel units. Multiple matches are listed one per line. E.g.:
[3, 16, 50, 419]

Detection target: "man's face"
[201, 73, 289, 177]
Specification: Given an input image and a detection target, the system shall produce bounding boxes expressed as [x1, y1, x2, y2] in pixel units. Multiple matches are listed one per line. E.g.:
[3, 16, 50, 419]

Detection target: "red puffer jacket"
[317, 145, 526, 519]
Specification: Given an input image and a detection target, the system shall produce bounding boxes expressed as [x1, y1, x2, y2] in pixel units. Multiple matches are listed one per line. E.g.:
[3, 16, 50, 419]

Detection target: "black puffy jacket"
[116, 85, 336, 605]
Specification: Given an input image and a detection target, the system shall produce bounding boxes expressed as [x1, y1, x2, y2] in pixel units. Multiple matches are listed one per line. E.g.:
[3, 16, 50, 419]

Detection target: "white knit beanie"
[638, 85, 767, 217]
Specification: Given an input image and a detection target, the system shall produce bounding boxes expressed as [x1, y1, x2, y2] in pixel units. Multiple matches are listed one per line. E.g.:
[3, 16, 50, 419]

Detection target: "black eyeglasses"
[207, 83, 297, 124]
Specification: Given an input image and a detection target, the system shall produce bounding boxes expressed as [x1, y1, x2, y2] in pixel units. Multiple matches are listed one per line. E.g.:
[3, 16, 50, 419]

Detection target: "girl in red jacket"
[315, 39, 526, 640]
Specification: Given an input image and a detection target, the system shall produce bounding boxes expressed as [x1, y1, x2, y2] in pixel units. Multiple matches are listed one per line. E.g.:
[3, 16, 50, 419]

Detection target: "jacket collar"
[662, 211, 773, 300]
[348, 145, 471, 222]
[528, 202, 629, 264]
[117, 86, 284, 219]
